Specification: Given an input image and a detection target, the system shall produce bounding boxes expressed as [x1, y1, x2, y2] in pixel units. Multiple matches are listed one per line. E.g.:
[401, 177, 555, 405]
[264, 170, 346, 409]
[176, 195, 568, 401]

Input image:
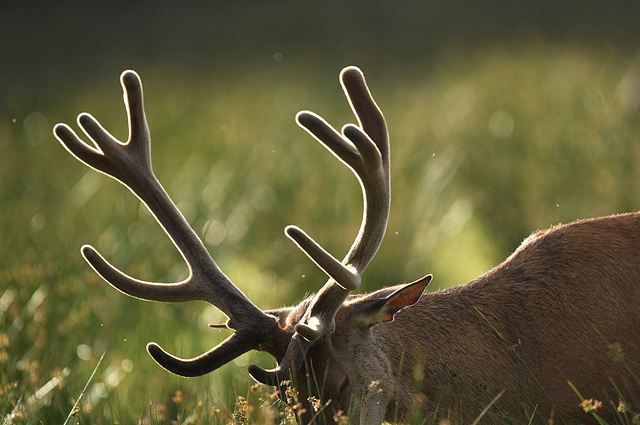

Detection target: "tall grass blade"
[470, 389, 505, 425]
[63, 351, 106, 425]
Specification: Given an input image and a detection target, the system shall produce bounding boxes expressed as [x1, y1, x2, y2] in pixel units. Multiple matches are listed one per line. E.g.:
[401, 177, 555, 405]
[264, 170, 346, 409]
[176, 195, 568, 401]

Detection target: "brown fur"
[265, 214, 640, 423]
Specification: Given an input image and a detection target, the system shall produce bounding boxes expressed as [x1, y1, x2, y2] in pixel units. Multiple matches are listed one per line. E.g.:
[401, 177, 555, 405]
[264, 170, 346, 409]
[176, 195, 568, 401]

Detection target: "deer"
[53, 67, 640, 425]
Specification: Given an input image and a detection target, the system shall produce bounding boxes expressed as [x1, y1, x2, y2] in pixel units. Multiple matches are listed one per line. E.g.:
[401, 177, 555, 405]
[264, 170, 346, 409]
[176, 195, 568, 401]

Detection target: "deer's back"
[381, 212, 640, 423]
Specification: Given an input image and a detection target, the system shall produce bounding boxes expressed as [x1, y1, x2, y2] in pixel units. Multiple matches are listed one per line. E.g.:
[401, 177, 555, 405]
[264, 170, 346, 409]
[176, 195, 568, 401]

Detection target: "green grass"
[2, 41, 640, 423]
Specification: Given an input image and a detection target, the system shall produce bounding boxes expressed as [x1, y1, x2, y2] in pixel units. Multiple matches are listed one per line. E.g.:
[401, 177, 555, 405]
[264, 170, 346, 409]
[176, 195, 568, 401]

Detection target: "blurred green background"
[2, 1, 640, 423]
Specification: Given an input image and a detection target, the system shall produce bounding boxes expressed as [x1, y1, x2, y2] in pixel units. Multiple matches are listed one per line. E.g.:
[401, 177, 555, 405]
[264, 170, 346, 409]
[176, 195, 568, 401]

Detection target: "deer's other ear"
[352, 275, 432, 328]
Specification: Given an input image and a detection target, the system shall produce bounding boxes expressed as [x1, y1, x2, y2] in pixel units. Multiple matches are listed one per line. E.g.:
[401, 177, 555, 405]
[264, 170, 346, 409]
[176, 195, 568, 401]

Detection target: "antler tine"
[54, 71, 151, 188]
[287, 67, 389, 288]
[250, 66, 390, 385]
[55, 70, 275, 376]
[147, 330, 268, 377]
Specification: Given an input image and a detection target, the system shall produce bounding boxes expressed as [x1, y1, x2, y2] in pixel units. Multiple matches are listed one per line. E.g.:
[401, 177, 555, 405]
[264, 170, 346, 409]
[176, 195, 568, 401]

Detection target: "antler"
[249, 66, 390, 385]
[54, 70, 275, 377]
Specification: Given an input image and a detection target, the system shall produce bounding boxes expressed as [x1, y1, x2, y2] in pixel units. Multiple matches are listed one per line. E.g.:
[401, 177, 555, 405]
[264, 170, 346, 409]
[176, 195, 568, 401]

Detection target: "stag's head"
[54, 67, 429, 420]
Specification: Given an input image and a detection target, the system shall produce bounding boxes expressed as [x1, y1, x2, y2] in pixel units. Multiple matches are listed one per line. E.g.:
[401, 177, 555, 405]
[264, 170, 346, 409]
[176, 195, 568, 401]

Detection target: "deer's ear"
[354, 275, 431, 327]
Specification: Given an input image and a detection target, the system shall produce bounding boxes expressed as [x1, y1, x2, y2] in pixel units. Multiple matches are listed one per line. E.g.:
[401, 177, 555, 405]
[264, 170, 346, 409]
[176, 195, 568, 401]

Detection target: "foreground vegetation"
[2, 41, 640, 423]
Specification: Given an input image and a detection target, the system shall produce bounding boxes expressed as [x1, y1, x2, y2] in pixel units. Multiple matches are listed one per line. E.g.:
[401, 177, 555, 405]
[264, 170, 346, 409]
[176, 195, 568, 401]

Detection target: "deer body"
[54, 68, 640, 424]
[265, 213, 640, 423]
[384, 213, 640, 422]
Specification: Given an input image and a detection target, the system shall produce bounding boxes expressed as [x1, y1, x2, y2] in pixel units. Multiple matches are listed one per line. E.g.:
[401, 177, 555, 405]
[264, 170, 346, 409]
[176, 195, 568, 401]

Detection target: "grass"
[2, 41, 640, 423]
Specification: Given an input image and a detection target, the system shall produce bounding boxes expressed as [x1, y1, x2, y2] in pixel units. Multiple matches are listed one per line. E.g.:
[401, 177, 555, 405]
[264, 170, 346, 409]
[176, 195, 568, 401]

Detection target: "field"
[2, 7, 640, 422]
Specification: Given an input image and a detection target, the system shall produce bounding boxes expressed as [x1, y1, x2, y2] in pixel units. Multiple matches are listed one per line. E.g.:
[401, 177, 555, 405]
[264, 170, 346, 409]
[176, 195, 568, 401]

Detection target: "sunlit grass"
[2, 41, 640, 423]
